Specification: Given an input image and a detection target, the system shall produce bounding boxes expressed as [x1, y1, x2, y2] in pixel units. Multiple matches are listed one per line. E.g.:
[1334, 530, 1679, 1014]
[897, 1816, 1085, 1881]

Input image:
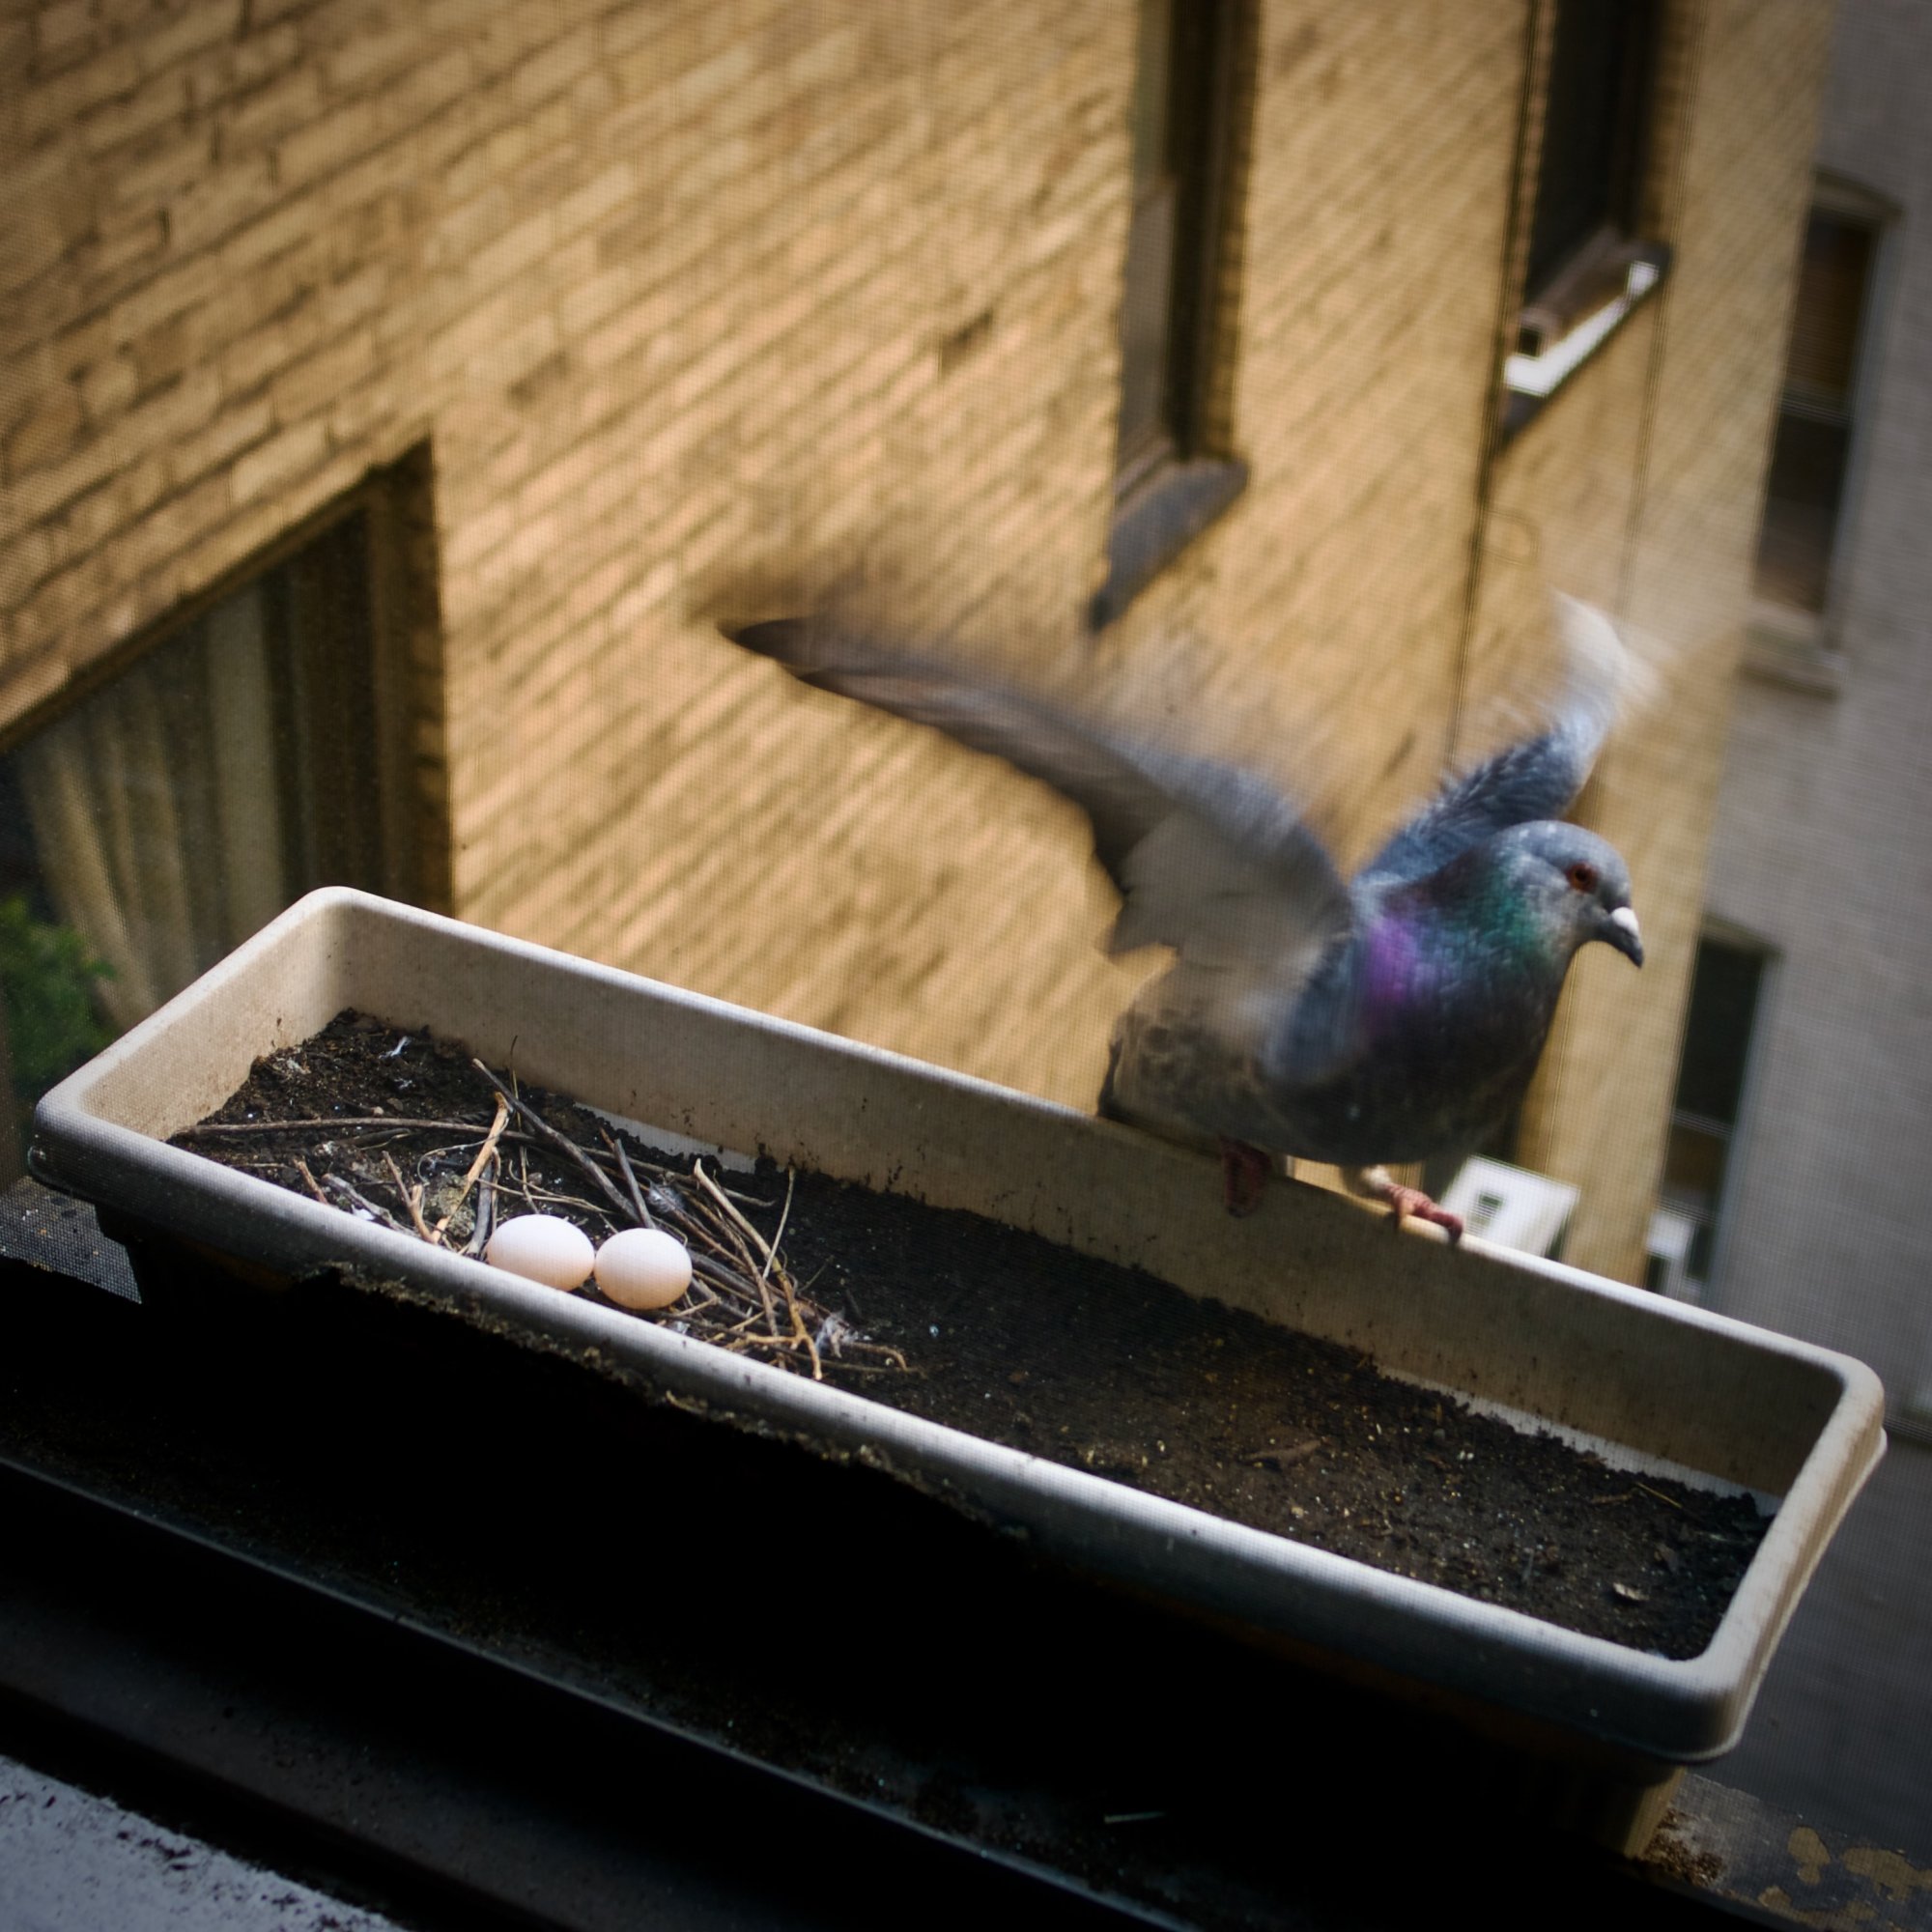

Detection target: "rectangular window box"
[30, 888, 1886, 1856]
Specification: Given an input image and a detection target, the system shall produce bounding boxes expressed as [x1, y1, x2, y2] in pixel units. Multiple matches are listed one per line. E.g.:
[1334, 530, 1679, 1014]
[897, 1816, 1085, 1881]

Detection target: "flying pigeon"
[720, 597, 1644, 1241]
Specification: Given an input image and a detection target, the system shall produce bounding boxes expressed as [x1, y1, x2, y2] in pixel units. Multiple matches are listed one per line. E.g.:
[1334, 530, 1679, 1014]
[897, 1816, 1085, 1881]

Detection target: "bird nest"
[173, 1009, 902, 1381]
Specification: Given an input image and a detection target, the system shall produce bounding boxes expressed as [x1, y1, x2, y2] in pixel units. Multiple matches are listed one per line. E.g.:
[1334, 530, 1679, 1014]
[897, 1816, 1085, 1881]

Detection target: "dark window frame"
[1089, 0, 1252, 632]
[1747, 175, 1896, 673]
[1651, 927, 1774, 1301]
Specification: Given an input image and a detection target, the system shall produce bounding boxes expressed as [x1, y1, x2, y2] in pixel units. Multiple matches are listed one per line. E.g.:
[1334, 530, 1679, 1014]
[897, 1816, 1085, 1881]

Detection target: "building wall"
[1, 0, 1141, 1106]
[1, 0, 1828, 1278]
[1467, 0, 1834, 1280]
[1692, 1, 1932, 1847]
[1701, 0, 1932, 1410]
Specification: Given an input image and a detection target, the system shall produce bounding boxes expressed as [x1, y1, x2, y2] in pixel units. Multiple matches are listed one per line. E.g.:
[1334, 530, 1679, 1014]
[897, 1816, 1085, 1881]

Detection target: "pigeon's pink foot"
[1343, 1165, 1464, 1244]
[1218, 1138, 1274, 1217]
[1381, 1182, 1463, 1244]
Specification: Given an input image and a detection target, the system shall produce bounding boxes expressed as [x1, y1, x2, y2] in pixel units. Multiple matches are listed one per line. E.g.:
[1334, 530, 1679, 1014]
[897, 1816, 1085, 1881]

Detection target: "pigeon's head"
[1497, 822, 1643, 968]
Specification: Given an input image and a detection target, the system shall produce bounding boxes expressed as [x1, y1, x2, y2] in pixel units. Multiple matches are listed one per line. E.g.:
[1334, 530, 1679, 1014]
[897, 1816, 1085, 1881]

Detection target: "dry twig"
[606, 1130, 653, 1229]
[431, 1093, 511, 1246]
[472, 1059, 639, 1225]
[465, 1171, 497, 1259]
[322, 1172, 409, 1233]
[182, 1114, 488, 1137]
[693, 1161, 780, 1339]
[384, 1151, 436, 1242]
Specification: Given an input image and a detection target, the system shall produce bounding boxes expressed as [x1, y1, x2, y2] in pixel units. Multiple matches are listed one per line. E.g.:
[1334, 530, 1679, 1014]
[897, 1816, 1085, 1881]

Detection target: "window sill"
[1499, 242, 1672, 443]
[1087, 457, 1248, 632]
[1742, 602, 1845, 696]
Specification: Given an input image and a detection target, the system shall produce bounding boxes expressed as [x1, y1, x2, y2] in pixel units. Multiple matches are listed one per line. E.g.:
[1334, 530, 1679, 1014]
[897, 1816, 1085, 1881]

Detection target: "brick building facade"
[0, 0, 1831, 1279]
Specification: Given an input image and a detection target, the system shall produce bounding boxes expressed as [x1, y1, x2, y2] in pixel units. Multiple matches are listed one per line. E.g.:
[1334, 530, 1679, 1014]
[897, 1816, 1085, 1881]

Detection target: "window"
[1523, 0, 1660, 308]
[1753, 196, 1884, 627]
[1504, 0, 1667, 424]
[1089, 0, 1249, 630]
[0, 464, 440, 1171]
[1648, 934, 1769, 1299]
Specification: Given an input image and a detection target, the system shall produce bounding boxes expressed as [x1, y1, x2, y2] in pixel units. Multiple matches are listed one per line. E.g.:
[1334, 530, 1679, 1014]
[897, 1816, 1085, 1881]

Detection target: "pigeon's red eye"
[1566, 862, 1600, 893]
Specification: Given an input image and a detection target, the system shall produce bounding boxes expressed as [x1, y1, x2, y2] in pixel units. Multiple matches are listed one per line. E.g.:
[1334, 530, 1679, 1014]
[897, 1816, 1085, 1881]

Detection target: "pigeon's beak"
[1604, 904, 1644, 967]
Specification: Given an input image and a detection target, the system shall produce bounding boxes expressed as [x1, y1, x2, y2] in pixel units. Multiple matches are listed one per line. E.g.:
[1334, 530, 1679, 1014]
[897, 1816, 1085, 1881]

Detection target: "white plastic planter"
[32, 888, 1885, 1852]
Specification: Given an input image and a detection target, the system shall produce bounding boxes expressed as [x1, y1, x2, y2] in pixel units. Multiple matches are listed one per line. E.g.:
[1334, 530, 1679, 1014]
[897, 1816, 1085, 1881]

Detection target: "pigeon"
[719, 597, 1644, 1241]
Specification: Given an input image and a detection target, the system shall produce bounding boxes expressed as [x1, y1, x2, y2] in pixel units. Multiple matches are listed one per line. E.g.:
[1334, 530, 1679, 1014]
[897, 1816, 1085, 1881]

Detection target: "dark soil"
[176, 1009, 1770, 1659]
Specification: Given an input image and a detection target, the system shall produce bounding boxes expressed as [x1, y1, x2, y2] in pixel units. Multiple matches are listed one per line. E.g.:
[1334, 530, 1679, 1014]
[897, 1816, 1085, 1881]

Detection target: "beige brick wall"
[1467, 0, 1833, 1280]
[1, 0, 1827, 1277]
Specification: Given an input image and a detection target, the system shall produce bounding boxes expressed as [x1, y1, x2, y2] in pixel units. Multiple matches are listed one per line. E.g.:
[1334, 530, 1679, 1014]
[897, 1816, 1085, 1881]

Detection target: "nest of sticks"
[173, 1010, 908, 1381]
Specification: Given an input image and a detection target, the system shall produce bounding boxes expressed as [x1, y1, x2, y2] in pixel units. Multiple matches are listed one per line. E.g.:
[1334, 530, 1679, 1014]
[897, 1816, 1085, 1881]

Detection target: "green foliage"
[0, 894, 114, 1104]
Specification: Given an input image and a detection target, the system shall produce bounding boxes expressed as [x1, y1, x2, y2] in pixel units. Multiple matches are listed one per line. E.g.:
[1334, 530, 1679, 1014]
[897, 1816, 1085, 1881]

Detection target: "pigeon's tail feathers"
[721, 616, 803, 656]
[721, 616, 863, 690]
[1359, 595, 1639, 888]
[720, 615, 1354, 988]
[722, 615, 1178, 883]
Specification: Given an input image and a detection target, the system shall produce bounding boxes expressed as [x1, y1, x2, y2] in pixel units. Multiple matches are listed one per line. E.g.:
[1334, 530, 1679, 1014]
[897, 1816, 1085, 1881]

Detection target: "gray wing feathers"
[724, 617, 1352, 975]
[1360, 593, 1632, 887]
[1105, 752, 1349, 970]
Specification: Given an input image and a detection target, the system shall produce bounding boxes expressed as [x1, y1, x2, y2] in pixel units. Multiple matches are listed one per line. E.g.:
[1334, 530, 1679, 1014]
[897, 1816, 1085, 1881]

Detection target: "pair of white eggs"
[484, 1212, 692, 1310]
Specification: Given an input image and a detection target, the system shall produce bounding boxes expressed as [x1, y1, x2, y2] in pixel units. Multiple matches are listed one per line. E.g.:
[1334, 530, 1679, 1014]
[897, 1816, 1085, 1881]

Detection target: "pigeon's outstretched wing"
[1359, 594, 1634, 889]
[723, 617, 1353, 977]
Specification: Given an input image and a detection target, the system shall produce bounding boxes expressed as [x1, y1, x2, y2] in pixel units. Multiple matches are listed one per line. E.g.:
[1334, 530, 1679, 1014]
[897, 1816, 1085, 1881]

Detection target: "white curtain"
[17, 581, 288, 1033]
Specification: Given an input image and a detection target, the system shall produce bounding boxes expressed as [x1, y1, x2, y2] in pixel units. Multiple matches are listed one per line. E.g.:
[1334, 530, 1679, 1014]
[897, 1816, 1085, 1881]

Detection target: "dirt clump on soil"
[176, 1010, 1770, 1658]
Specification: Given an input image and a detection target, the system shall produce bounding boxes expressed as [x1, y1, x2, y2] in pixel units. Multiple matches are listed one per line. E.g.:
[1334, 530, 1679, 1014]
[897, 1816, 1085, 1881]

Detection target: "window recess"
[1090, 0, 1251, 631]
[1747, 180, 1892, 684]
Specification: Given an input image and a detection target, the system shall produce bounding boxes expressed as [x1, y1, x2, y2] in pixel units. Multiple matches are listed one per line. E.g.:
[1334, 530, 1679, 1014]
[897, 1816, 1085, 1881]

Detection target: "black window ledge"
[1088, 456, 1248, 632]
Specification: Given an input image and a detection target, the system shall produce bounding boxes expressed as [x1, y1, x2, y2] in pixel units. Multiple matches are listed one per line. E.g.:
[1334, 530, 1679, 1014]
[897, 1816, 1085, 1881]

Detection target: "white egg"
[485, 1213, 595, 1291]
[595, 1227, 693, 1310]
